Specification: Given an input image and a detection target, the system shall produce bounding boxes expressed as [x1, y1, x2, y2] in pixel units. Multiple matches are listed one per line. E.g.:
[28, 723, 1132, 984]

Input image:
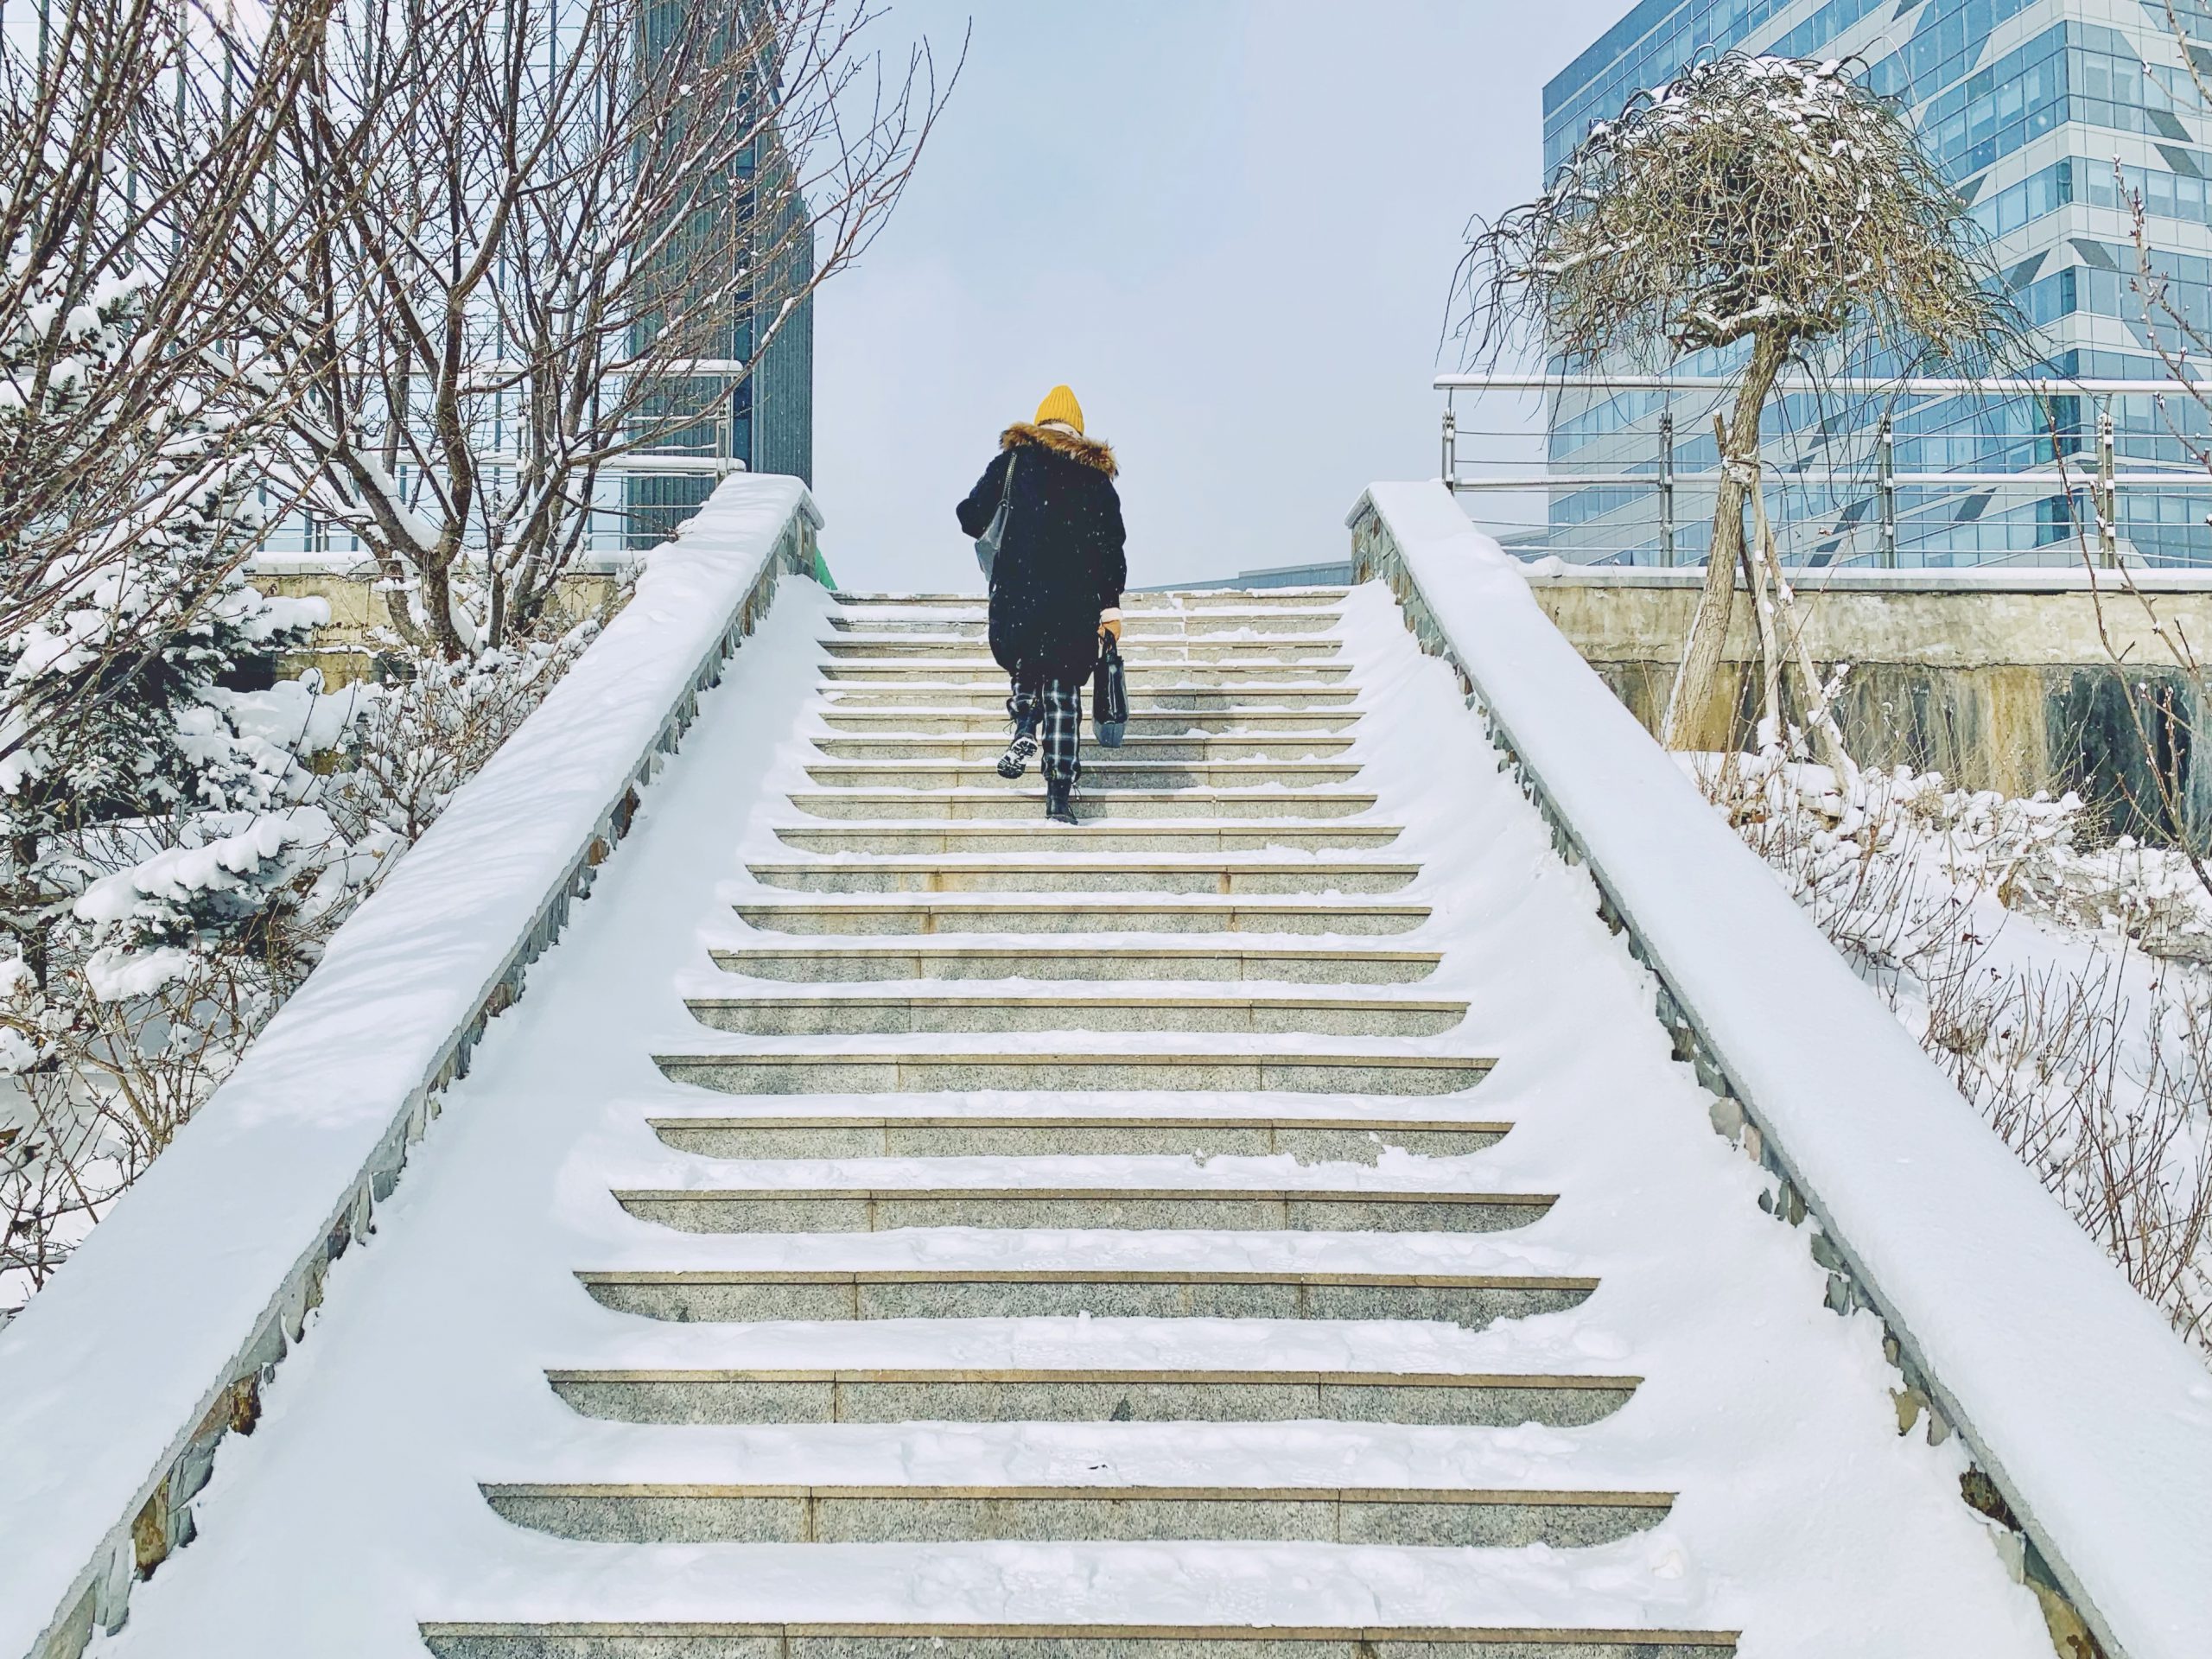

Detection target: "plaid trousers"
[1008, 676, 1083, 785]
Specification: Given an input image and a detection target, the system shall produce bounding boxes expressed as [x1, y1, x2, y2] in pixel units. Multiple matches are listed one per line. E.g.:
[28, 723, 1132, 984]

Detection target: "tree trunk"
[417, 561, 468, 660]
[1662, 334, 1783, 750]
[1747, 472, 1856, 786]
[1740, 523, 1780, 749]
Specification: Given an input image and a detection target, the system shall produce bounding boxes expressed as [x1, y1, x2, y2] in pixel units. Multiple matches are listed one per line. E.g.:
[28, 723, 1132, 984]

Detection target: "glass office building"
[623, 12, 817, 550]
[1535, 0, 2212, 565]
[621, 140, 817, 548]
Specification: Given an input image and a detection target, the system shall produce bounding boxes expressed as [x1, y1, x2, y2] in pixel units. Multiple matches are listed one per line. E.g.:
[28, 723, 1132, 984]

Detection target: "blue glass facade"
[624, 14, 816, 549]
[1537, 0, 2212, 565]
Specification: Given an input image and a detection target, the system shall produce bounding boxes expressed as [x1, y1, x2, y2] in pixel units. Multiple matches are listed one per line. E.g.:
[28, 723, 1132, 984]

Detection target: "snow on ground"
[1691, 752, 2212, 1352]
[92, 579, 2049, 1656]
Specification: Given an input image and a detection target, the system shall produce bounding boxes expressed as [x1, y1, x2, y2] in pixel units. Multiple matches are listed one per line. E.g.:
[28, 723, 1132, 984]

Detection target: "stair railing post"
[1440, 401, 1457, 489]
[1658, 410, 1676, 568]
[2098, 400, 2119, 568]
[1878, 416, 1896, 569]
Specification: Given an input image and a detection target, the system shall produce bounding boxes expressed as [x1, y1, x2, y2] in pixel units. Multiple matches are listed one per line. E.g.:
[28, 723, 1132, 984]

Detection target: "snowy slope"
[73, 573, 2060, 1658]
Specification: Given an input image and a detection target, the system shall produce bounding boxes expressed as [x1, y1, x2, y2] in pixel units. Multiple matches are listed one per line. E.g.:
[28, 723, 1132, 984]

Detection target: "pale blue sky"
[810, 2, 1629, 592]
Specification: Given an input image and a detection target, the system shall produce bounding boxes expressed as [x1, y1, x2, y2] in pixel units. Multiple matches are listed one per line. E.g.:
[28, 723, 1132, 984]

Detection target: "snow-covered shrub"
[0, 0, 626, 1319]
[0, 606, 599, 1315]
[1694, 753, 2212, 1357]
[0, 284, 613, 1313]
[0, 420, 367, 1308]
[327, 626, 598, 844]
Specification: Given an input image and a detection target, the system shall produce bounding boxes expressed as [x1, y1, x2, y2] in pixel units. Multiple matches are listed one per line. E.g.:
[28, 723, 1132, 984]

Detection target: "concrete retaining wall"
[250, 564, 626, 686]
[1522, 567, 2212, 833]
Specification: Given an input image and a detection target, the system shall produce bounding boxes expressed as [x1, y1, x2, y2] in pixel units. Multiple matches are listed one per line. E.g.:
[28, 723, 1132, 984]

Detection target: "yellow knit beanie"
[1034, 385, 1084, 434]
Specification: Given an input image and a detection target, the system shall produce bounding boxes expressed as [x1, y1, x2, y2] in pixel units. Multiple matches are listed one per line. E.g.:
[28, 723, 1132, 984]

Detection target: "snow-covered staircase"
[86, 580, 2058, 1659]
[436, 589, 1721, 1649]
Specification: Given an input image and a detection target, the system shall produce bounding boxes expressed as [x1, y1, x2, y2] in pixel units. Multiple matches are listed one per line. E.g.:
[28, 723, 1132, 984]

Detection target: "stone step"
[821, 639, 1345, 663]
[480, 1481, 1674, 1548]
[821, 686, 1362, 712]
[648, 1111, 1503, 1161]
[576, 1267, 1596, 1326]
[545, 1366, 1636, 1427]
[613, 1185, 1547, 1234]
[685, 993, 1464, 1036]
[784, 791, 1380, 822]
[710, 943, 1441, 983]
[731, 897, 1427, 937]
[812, 734, 1359, 761]
[421, 1620, 1738, 1659]
[653, 1050, 1491, 1096]
[821, 664, 1354, 686]
[816, 710, 1363, 735]
[826, 610, 1342, 636]
[803, 761, 1366, 792]
[832, 588, 1352, 608]
[772, 823, 1404, 856]
[747, 859, 1417, 896]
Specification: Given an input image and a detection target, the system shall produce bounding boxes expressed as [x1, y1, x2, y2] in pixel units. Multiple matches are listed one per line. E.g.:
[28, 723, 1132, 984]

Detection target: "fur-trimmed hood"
[1000, 421, 1118, 477]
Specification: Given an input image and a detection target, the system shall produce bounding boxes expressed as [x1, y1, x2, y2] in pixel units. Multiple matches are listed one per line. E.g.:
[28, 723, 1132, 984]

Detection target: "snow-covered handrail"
[0, 475, 822, 1659]
[1347, 481, 2212, 1659]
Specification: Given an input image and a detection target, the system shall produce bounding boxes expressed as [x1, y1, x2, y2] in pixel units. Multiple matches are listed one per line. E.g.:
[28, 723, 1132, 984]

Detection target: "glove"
[1099, 607, 1123, 642]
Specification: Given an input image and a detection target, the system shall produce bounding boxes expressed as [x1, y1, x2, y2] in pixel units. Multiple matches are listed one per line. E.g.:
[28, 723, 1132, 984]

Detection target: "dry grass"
[1699, 756, 2212, 1356]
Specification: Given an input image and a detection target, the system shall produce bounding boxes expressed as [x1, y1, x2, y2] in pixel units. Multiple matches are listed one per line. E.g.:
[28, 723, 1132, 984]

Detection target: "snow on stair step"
[743, 858, 1420, 895]
[478, 1480, 1675, 1548]
[785, 790, 1382, 821]
[813, 734, 1360, 760]
[418, 1624, 1739, 1659]
[804, 760, 1367, 791]
[611, 1185, 1551, 1235]
[820, 683, 1363, 710]
[729, 896, 1428, 936]
[815, 709, 1365, 734]
[645, 1110, 1504, 1160]
[709, 941, 1444, 982]
[543, 1365, 1638, 1427]
[681, 991, 1466, 1035]
[827, 664, 1353, 690]
[821, 637, 1349, 662]
[771, 822, 1404, 855]
[826, 612, 1344, 638]
[648, 1046, 1491, 1094]
[830, 586, 1352, 607]
[574, 1266, 1599, 1326]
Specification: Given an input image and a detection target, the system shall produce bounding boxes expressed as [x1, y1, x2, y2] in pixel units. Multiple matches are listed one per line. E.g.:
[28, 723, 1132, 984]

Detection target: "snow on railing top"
[0, 474, 820, 1659]
[1348, 480, 2212, 1659]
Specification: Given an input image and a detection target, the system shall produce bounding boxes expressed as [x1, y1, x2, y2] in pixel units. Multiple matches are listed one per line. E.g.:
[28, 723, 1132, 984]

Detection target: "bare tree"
[0, 0, 367, 766]
[275, 0, 952, 658]
[1453, 52, 2015, 750]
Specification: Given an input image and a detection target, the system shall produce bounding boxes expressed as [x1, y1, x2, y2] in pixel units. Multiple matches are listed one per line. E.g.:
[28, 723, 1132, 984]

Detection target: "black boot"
[1045, 779, 1077, 823]
[997, 728, 1039, 779]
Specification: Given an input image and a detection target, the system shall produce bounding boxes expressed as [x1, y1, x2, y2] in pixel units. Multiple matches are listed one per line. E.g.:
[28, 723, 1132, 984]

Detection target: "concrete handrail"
[0, 474, 822, 1659]
[1347, 480, 2212, 1659]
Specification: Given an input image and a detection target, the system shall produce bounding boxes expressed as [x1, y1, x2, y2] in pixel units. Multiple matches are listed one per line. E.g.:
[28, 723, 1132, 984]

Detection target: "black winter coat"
[957, 423, 1127, 683]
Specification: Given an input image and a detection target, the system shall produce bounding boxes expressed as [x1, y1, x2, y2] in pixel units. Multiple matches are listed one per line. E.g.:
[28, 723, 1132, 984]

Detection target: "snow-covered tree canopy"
[1457, 52, 2016, 368]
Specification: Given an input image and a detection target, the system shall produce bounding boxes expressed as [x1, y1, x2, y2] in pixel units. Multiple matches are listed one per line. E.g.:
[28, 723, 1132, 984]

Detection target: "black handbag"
[973, 454, 1016, 583]
[1091, 632, 1128, 747]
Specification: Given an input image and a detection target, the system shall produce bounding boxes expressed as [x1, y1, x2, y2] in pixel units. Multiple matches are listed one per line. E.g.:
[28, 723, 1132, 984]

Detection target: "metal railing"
[1437, 372, 2212, 569]
[260, 448, 749, 561]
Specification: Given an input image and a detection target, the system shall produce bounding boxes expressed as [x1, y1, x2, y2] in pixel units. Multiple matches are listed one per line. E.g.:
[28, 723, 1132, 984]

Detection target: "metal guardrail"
[1436, 372, 2212, 569]
[263, 450, 751, 558]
